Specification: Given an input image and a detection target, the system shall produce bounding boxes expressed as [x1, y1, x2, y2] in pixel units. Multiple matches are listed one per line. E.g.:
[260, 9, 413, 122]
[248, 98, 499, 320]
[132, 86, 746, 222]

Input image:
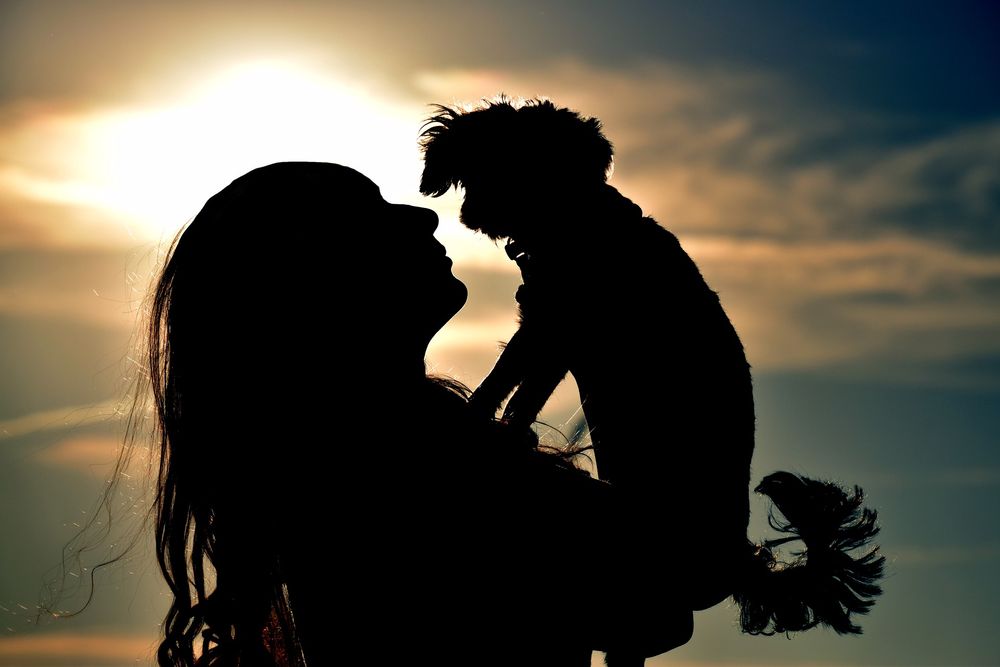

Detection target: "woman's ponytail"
[732, 470, 886, 637]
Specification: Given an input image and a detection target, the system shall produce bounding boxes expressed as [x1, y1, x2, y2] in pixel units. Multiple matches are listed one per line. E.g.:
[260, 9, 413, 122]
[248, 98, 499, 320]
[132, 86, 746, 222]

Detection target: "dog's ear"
[420, 139, 459, 197]
[419, 105, 464, 197]
[419, 136, 456, 197]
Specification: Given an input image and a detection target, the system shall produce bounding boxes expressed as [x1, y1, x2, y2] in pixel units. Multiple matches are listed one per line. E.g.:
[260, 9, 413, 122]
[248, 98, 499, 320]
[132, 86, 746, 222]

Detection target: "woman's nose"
[395, 204, 438, 233]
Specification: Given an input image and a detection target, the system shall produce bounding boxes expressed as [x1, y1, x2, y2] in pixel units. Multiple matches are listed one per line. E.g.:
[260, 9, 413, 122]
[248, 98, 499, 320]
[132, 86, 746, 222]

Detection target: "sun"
[0, 56, 513, 270]
[0, 58, 435, 245]
[95, 59, 432, 239]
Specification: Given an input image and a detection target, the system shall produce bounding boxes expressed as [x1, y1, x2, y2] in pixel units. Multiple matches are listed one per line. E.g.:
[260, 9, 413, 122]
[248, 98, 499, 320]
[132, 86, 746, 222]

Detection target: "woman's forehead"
[236, 161, 381, 196]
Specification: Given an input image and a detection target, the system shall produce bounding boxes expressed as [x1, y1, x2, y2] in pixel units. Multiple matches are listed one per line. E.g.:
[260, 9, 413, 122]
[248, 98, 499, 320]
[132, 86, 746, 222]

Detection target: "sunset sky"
[1, 2, 998, 665]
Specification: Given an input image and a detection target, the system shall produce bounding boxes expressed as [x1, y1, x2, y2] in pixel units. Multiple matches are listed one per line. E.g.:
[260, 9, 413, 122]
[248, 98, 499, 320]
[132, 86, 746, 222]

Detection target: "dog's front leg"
[467, 326, 532, 421]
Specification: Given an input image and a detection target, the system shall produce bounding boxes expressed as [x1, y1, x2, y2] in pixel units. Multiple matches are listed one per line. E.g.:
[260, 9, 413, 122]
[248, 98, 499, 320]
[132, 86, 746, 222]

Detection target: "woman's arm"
[513, 451, 696, 657]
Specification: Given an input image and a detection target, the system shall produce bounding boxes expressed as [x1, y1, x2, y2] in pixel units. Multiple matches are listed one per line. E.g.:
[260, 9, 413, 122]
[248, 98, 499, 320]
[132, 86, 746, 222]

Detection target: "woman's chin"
[429, 276, 468, 332]
[445, 275, 469, 314]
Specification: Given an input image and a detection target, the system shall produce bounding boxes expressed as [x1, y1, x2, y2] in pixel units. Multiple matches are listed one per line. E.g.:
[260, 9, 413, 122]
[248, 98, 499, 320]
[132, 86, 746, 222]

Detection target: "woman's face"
[359, 177, 468, 343]
[212, 163, 465, 359]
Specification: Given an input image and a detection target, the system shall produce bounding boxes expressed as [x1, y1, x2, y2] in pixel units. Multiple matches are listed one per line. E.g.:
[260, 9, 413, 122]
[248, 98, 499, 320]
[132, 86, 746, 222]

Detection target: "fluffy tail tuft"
[733, 470, 887, 637]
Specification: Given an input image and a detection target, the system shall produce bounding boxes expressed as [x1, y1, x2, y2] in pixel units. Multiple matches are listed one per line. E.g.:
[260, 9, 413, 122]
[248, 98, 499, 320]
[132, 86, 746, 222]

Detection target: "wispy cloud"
[0, 402, 119, 442]
[32, 435, 124, 473]
[0, 59, 437, 249]
[415, 58, 1000, 385]
[2, 54, 998, 387]
[0, 249, 157, 329]
[0, 631, 157, 664]
[684, 233, 1000, 373]
[416, 57, 1000, 242]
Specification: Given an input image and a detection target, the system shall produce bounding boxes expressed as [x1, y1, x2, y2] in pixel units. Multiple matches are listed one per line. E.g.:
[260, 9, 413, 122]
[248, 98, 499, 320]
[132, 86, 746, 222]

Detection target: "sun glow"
[0, 58, 437, 244]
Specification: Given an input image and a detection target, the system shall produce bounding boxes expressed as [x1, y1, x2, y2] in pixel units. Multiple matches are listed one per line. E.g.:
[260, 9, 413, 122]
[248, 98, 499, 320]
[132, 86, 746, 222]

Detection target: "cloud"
[0, 631, 158, 664]
[414, 56, 1000, 242]
[0, 102, 148, 250]
[414, 58, 1000, 386]
[0, 402, 119, 443]
[32, 435, 124, 472]
[841, 122, 1000, 248]
[0, 314, 138, 421]
[1, 53, 997, 387]
[684, 233, 1000, 373]
[0, 59, 435, 252]
[0, 248, 157, 329]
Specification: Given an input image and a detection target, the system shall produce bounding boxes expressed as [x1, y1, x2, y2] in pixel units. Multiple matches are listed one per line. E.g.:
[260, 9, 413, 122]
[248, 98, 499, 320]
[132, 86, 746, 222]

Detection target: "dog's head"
[418, 95, 614, 244]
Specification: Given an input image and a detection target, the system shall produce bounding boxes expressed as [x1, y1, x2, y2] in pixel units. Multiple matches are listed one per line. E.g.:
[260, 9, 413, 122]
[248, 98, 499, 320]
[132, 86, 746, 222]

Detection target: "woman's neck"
[367, 348, 429, 389]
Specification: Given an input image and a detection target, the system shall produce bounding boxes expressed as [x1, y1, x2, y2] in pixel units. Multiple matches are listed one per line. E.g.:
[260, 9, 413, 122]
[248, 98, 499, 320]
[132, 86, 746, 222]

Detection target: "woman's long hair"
[733, 470, 886, 637]
[139, 164, 355, 667]
[146, 237, 588, 667]
[146, 225, 302, 667]
[143, 164, 593, 667]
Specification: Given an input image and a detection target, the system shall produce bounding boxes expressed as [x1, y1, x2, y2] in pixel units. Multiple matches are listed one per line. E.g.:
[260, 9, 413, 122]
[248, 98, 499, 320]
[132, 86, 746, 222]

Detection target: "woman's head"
[147, 162, 469, 666]
[162, 162, 466, 380]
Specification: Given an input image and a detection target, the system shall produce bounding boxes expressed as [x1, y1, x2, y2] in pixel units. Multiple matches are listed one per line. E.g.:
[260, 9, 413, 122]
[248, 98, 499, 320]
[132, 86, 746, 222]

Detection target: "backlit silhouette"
[136, 162, 714, 666]
[419, 96, 886, 666]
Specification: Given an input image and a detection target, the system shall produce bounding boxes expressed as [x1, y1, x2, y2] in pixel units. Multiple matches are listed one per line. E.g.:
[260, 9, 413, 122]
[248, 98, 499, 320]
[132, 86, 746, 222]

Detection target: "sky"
[0, 1, 998, 665]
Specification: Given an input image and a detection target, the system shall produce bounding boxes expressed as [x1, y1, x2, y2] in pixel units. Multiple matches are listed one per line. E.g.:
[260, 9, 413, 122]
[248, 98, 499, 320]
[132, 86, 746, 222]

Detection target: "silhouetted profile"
[136, 162, 705, 667]
[419, 96, 886, 666]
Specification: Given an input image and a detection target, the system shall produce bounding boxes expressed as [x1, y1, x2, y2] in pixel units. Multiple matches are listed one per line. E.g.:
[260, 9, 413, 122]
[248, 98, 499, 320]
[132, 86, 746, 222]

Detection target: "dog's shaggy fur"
[420, 97, 755, 481]
[419, 96, 758, 663]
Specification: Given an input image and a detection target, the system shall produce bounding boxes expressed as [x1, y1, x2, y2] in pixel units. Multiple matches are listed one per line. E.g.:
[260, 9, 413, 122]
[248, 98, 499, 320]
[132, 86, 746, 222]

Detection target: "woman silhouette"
[132, 161, 883, 667]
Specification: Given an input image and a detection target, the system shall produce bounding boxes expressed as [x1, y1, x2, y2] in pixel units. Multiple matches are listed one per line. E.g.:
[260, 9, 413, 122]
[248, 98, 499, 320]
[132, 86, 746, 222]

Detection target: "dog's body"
[420, 97, 756, 664]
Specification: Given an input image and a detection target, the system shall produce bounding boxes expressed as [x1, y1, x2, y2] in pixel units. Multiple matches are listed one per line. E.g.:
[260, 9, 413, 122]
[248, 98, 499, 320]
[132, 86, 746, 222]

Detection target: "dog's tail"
[731, 470, 886, 637]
